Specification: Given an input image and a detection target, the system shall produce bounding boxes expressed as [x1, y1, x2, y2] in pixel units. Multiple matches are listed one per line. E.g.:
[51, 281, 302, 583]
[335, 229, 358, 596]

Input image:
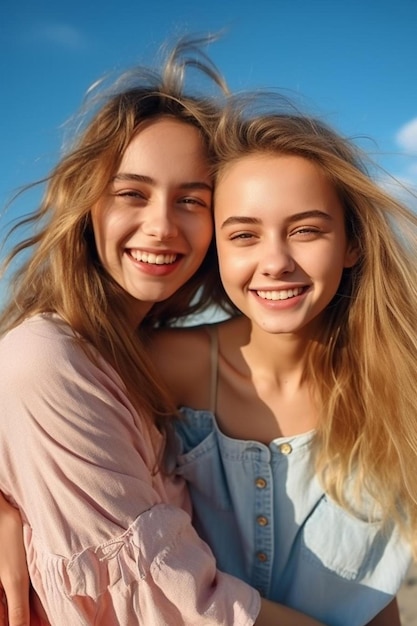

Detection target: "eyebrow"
[112, 173, 213, 192]
[220, 210, 333, 229]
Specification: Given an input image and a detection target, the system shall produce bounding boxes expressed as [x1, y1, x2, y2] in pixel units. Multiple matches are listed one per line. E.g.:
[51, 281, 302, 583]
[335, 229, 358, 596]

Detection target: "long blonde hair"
[213, 106, 417, 557]
[0, 36, 228, 461]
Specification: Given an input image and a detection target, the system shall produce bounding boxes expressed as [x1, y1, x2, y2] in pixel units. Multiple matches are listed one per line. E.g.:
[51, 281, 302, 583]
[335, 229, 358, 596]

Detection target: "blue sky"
[1, 0, 417, 301]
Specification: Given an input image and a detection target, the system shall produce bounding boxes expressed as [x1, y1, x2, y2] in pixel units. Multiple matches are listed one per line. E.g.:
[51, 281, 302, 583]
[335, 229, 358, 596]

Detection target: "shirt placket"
[250, 447, 274, 597]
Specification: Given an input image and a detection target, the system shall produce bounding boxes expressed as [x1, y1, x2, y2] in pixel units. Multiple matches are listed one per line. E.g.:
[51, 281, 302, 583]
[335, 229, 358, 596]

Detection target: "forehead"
[117, 117, 211, 181]
[218, 152, 329, 181]
[215, 153, 343, 221]
[216, 154, 337, 198]
[123, 117, 205, 156]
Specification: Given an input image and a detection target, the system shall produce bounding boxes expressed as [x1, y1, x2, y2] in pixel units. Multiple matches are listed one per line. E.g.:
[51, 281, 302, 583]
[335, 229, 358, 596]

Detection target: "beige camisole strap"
[206, 325, 219, 414]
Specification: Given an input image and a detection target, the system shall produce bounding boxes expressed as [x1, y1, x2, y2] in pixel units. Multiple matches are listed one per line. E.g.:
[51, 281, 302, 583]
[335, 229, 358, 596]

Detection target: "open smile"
[128, 249, 180, 265]
[255, 287, 306, 301]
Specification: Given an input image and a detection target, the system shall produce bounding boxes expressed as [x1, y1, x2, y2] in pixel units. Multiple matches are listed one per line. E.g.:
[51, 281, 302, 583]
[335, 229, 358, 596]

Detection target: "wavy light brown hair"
[0, 36, 228, 461]
[213, 106, 417, 557]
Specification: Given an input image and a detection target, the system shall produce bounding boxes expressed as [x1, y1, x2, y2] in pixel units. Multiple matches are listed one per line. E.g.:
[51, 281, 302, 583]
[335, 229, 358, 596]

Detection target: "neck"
[241, 321, 314, 386]
[123, 295, 154, 331]
[217, 316, 319, 438]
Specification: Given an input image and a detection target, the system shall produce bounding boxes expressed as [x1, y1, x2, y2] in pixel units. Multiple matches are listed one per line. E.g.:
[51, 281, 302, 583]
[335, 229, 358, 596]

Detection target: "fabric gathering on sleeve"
[25, 504, 259, 625]
[0, 314, 260, 625]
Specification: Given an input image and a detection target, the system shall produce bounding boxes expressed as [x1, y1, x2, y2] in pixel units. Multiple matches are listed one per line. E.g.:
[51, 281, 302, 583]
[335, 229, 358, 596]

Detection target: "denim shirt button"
[279, 442, 293, 455]
[255, 477, 267, 489]
[256, 551, 268, 562]
[257, 515, 269, 527]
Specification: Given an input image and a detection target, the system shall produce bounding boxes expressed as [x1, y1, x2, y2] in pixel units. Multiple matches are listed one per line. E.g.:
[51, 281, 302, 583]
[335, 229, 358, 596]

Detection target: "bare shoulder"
[216, 315, 249, 349]
[150, 325, 213, 407]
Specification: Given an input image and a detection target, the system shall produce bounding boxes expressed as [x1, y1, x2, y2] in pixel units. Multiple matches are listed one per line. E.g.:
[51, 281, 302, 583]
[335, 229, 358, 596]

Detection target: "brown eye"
[290, 226, 322, 238]
[231, 232, 254, 240]
[116, 191, 146, 199]
[178, 196, 210, 210]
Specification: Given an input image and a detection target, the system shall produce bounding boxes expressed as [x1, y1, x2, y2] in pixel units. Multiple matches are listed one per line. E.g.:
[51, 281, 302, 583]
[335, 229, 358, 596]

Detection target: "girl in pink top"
[0, 37, 325, 626]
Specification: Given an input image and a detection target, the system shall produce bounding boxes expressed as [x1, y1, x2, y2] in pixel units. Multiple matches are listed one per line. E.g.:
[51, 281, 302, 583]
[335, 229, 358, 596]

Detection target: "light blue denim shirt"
[176, 408, 412, 626]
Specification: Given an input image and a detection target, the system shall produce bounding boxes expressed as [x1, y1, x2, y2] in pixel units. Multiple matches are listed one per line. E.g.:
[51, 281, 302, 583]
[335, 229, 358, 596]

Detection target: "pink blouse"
[0, 314, 260, 625]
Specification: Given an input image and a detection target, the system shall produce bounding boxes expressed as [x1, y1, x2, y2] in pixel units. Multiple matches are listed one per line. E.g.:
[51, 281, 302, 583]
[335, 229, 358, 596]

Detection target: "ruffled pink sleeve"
[0, 315, 260, 625]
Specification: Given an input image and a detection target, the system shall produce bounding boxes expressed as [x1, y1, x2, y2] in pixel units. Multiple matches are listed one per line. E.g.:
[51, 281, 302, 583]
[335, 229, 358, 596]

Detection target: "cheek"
[91, 207, 126, 276]
[94, 207, 132, 252]
[312, 249, 349, 298]
[300, 239, 348, 276]
[217, 245, 248, 287]
[216, 240, 229, 276]
[189, 214, 213, 256]
[91, 210, 106, 262]
[330, 243, 353, 277]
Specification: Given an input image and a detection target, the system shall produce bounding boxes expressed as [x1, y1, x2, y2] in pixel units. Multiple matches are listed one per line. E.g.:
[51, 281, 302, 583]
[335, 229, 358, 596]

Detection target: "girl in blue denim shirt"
[152, 108, 417, 625]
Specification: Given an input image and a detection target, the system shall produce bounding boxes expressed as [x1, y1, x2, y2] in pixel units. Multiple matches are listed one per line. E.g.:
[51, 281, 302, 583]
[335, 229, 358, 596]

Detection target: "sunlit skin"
[215, 154, 358, 341]
[92, 118, 213, 328]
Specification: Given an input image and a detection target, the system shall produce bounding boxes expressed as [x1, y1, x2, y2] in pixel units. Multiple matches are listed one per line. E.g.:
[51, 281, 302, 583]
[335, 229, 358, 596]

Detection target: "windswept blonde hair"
[213, 105, 417, 557]
[0, 36, 228, 461]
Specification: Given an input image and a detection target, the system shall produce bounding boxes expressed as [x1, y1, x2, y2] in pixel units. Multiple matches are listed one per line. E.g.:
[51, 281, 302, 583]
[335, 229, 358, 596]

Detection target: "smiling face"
[91, 117, 213, 326]
[215, 153, 358, 336]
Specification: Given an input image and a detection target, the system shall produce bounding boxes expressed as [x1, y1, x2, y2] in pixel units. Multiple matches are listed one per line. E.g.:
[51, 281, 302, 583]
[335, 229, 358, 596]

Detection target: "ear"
[343, 241, 360, 268]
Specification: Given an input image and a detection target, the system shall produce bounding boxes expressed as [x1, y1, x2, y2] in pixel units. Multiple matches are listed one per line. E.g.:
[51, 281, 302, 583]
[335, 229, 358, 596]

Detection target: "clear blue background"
[1, 0, 417, 302]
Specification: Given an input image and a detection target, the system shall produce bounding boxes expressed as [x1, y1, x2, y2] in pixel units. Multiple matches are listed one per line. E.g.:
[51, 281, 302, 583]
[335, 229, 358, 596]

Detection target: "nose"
[260, 239, 295, 277]
[141, 200, 179, 240]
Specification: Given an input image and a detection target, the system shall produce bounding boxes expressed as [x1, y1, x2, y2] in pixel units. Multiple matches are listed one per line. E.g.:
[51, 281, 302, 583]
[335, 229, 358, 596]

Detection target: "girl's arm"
[257, 599, 325, 625]
[365, 599, 401, 626]
[0, 495, 325, 626]
[0, 493, 29, 626]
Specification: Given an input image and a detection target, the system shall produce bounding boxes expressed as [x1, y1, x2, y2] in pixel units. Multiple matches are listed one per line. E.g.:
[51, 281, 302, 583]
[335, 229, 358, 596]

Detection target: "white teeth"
[130, 250, 177, 265]
[256, 287, 304, 301]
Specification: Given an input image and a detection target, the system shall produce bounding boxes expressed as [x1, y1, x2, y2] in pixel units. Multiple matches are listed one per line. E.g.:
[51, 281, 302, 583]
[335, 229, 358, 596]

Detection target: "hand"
[0, 495, 29, 626]
[256, 598, 327, 625]
[365, 598, 401, 625]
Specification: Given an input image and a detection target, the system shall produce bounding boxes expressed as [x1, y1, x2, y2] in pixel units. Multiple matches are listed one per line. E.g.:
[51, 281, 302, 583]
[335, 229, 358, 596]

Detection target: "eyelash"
[115, 190, 146, 199]
[292, 226, 321, 234]
[229, 232, 255, 241]
[114, 191, 208, 208]
[181, 197, 207, 207]
[228, 227, 323, 242]
[229, 233, 261, 248]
